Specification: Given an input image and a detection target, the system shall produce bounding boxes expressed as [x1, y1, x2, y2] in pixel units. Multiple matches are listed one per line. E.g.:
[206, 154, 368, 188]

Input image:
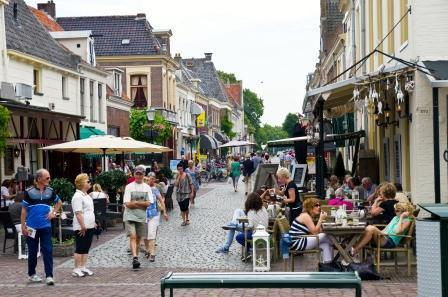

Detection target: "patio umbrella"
[218, 140, 256, 148]
[41, 135, 172, 170]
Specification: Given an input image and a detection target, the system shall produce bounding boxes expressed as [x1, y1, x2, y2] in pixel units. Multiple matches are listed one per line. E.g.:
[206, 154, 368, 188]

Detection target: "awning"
[214, 131, 230, 143]
[190, 102, 204, 115]
[80, 126, 105, 139]
[422, 60, 448, 87]
[199, 134, 219, 150]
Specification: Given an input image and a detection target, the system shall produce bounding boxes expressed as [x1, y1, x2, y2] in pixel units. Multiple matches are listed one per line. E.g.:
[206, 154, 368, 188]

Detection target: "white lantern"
[252, 225, 270, 272]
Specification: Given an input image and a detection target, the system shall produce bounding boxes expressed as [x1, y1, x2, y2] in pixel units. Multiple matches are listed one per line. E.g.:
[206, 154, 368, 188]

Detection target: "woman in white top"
[89, 184, 109, 203]
[72, 174, 96, 277]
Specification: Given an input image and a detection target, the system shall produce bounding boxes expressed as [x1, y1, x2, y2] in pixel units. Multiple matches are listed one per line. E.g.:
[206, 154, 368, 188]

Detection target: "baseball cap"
[147, 172, 156, 177]
[134, 165, 146, 174]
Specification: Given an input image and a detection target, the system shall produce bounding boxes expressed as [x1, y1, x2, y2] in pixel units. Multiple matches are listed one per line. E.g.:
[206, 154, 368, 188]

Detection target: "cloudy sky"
[27, 0, 320, 126]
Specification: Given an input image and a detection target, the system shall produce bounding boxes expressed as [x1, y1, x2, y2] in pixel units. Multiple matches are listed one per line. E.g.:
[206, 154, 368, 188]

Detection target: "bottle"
[340, 204, 348, 226]
[352, 188, 359, 211]
[331, 207, 336, 217]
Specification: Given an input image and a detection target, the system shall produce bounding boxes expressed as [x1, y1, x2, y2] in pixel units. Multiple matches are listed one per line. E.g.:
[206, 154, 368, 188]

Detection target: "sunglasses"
[313, 204, 321, 208]
[45, 177, 51, 181]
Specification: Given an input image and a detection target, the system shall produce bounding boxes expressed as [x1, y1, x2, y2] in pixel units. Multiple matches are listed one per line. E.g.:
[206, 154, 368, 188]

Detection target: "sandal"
[149, 255, 155, 262]
[181, 222, 187, 226]
[144, 251, 150, 259]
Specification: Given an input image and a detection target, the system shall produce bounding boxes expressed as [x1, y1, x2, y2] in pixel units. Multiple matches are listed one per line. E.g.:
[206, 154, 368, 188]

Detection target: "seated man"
[8, 194, 23, 232]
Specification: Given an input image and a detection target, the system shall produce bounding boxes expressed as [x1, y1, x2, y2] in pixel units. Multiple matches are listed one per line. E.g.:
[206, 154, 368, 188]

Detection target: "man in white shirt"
[123, 165, 151, 269]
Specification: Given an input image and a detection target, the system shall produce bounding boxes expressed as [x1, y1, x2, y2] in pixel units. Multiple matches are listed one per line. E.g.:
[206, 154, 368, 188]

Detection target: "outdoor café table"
[322, 223, 366, 263]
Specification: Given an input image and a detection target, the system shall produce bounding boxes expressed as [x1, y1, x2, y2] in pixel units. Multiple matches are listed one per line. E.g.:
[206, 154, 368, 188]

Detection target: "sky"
[27, 0, 321, 126]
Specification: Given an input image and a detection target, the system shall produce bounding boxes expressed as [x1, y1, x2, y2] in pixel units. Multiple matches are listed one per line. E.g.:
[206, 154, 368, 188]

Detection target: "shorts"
[125, 221, 146, 238]
[75, 228, 94, 254]
[178, 198, 190, 212]
[382, 237, 396, 248]
[145, 216, 160, 240]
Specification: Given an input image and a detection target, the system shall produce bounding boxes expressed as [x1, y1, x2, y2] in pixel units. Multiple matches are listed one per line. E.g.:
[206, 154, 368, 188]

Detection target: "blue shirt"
[22, 186, 60, 229]
[146, 186, 160, 219]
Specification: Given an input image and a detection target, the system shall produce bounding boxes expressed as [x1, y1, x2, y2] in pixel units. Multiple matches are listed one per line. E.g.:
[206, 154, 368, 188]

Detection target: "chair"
[93, 198, 108, 234]
[0, 211, 18, 253]
[289, 235, 321, 272]
[364, 220, 415, 276]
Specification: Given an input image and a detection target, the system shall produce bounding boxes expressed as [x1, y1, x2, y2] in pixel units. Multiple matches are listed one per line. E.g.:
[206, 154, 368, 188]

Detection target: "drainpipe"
[433, 87, 441, 203]
[360, 0, 369, 148]
[351, 0, 356, 69]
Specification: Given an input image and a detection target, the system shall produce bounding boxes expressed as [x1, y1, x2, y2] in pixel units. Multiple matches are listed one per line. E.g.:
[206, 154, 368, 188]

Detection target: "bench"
[160, 271, 362, 297]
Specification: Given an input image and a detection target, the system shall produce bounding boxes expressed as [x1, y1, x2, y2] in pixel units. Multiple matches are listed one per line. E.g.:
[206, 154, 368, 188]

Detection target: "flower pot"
[53, 242, 75, 257]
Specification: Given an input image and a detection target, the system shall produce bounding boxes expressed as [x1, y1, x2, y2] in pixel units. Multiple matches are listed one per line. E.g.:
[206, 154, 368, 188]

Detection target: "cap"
[134, 165, 146, 174]
[147, 172, 156, 177]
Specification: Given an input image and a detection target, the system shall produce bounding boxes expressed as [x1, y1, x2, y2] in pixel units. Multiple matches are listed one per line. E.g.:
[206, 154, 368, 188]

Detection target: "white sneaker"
[72, 268, 85, 277]
[80, 267, 94, 276]
[45, 277, 55, 285]
[28, 274, 42, 283]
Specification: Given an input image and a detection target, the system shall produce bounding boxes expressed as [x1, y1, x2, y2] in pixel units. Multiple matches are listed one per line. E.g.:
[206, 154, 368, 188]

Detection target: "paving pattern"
[58, 181, 251, 271]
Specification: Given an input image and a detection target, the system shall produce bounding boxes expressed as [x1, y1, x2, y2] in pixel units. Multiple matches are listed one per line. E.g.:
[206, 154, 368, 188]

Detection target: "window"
[62, 76, 68, 99]
[33, 69, 42, 95]
[4, 147, 14, 176]
[394, 135, 402, 184]
[29, 144, 38, 175]
[98, 83, 103, 123]
[400, 0, 409, 44]
[80, 78, 85, 117]
[114, 72, 122, 96]
[89, 81, 95, 121]
[383, 137, 390, 181]
[108, 126, 120, 137]
[130, 75, 148, 107]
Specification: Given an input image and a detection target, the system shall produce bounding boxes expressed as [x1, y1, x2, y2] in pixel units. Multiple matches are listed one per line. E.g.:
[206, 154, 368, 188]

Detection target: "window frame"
[62, 76, 69, 100]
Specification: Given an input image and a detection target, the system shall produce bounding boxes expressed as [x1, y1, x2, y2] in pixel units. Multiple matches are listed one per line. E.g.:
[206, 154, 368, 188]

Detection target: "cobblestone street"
[0, 182, 418, 296]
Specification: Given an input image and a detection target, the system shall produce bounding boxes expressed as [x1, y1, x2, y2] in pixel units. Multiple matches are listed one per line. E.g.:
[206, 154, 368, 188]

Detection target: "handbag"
[344, 262, 383, 280]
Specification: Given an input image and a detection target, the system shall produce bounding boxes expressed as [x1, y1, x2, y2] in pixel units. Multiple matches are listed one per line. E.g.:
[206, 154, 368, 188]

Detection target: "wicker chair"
[364, 220, 415, 276]
[289, 235, 321, 272]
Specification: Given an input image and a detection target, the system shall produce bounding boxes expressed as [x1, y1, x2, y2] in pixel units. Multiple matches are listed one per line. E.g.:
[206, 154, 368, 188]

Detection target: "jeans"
[244, 175, 252, 193]
[222, 209, 245, 249]
[232, 175, 240, 188]
[27, 227, 53, 277]
[235, 231, 252, 248]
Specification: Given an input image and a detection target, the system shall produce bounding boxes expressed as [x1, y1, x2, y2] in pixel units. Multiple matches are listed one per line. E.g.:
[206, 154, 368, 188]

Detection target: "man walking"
[21, 169, 62, 285]
[242, 154, 255, 195]
[123, 165, 151, 269]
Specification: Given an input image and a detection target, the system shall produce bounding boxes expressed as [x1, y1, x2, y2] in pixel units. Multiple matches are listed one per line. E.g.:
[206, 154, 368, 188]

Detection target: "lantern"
[252, 225, 270, 272]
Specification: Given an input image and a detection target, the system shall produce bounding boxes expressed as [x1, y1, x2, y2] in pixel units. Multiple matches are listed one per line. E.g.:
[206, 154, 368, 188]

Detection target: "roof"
[224, 83, 242, 107]
[5, 0, 78, 70]
[57, 15, 162, 57]
[29, 6, 63, 32]
[181, 57, 228, 103]
[422, 61, 448, 80]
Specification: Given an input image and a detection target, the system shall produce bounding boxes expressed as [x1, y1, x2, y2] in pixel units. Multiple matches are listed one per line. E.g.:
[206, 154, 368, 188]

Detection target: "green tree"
[129, 108, 172, 144]
[217, 70, 238, 84]
[244, 89, 264, 134]
[254, 124, 288, 147]
[0, 105, 11, 155]
[220, 110, 236, 139]
[282, 113, 299, 137]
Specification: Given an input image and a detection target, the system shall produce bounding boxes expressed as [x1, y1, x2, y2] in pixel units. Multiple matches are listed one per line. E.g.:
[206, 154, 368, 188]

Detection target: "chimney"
[174, 53, 182, 63]
[37, 0, 56, 18]
[204, 53, 213, 61]
[135, 13, 146, 20]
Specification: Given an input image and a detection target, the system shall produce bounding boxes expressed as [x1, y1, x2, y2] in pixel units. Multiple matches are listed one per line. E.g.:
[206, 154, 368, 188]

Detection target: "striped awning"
[199, 134, 219, 150]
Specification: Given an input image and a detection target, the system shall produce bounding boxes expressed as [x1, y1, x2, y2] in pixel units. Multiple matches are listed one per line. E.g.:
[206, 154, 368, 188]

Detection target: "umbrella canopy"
[41, 135, 172, 154]
[218, 140, 256, 148]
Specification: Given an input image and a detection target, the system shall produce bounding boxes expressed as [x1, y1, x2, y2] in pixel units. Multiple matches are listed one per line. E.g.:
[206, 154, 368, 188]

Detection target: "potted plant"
[95, 170, 127, 203]
[49, 178, 75, 257]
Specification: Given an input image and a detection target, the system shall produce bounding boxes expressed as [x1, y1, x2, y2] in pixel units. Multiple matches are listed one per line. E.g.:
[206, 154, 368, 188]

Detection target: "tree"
[244, 89, 264, 134]
[129, 108, 172, 144]
[0, 105, 11, 156]
[282, 113, 299, 137]
[333, 152, 346, 181]
[217, 70, 238, 84]
[220, 110, 236, 139]
[254, 124, 288, 147]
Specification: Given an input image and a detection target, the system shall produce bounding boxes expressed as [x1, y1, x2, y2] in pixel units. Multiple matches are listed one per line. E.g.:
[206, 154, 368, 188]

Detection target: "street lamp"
[146, 108, 157, 164]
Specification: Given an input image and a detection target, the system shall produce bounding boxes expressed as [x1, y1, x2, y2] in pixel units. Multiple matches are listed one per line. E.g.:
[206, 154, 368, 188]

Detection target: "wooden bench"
[160, 271, 362, 297]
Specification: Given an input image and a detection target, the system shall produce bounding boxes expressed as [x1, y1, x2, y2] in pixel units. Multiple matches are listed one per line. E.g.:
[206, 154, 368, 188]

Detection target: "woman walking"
[144, 173, 168, 262]
[72, 174, 96, 277]
[175, 163, 194, 226]
[186, 160, 200, 204]
[229, 156, 241, 192]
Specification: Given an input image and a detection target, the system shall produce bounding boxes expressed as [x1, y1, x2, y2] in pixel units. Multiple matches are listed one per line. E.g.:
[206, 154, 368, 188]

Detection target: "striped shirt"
[289, 219, 310, 251]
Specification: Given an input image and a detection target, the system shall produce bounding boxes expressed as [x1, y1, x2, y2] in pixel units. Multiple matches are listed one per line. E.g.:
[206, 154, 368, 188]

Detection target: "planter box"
[53, 242, 75, 257]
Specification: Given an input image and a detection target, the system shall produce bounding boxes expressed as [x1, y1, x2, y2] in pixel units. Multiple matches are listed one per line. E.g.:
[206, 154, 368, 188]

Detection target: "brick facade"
[106, 106, 129, 137]
[151, 67, 163, 107]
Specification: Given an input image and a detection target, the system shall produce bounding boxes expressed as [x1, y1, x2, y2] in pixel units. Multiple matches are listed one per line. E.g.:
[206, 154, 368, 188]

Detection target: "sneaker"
[132, 258, 141, 269]
[80, 267, 94, 276]
[215, 247, 229, 254]
[221, 224, 236, 231]
[149, 255, 155, 262]
[45, 277, 55, 286]
[28, 274, 42, 283]
[72, 268, 85, 277]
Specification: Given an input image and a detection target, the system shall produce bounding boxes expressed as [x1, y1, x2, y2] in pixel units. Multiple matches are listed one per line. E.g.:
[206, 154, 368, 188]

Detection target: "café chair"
[0, 211, 18, 253]
[363, 220, 415, 276]
[289, 235, 321, 272]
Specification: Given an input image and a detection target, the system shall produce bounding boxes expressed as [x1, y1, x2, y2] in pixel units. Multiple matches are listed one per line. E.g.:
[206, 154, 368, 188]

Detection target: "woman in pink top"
[328, 188, 353, 210]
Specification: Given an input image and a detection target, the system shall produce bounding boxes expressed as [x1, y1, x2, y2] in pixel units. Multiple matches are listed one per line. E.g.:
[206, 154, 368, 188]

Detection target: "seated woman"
[371, 182, 398, 224]
[351, 202, 414, 255]
[289, 197, 333, 264]
[328, 188, 353, 210]
[216, 192, 269, 255]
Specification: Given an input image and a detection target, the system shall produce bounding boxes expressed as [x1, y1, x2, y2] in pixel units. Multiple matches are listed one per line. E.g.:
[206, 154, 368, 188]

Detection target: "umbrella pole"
[102, 148, 106, 172]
